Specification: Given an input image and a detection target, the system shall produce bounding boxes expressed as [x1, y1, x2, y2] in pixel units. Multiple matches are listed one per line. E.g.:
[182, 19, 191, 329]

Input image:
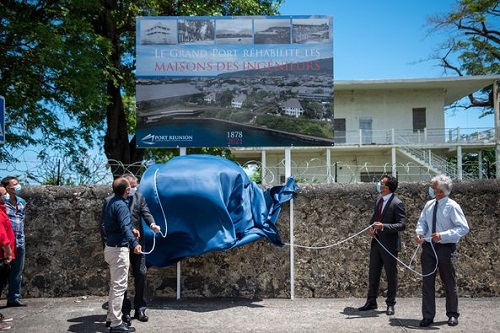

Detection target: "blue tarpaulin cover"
[139, 155, 299, 267]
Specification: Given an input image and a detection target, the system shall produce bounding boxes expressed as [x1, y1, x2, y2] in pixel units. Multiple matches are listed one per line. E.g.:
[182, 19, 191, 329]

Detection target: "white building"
[231, 75, 500, 184]
[281, 98, 304, 117]
[231, 94, 246, 108]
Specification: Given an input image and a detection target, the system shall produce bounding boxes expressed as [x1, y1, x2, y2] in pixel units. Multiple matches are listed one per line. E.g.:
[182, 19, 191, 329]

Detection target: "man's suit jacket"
[128, 192, 156, 234]
[370, 193, 406, 252]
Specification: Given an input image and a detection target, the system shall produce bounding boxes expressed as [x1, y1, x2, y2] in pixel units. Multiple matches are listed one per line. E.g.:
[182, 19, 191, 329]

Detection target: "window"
[334, 118, 346, 144]
[413, 108, 426, 132]
[359, 117, 373, 144]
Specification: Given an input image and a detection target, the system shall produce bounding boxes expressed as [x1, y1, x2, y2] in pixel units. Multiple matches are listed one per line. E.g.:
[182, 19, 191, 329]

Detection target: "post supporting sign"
[0, 96, 5, 144]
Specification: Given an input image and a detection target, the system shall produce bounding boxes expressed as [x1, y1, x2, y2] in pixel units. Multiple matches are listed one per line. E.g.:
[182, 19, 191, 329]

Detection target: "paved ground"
[0, 296, 498, 332]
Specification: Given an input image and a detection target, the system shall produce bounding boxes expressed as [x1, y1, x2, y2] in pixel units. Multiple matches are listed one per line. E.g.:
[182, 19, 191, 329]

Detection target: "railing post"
[457, 145, 463, 180]
[478, 150, 483, 180]
[326, 149, 331, 184]
[424, 128, 427, 143]
[391, 128, 395, 145]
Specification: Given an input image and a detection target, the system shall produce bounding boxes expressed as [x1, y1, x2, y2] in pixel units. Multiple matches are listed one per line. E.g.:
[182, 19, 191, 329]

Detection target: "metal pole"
[285, 147, 294, 300]
[391, 147, 396, 176]
[177, 147, 187, 300]
[261, 150, 267, 186]
[493, 80, 500, 179]
[457, 145, 463, 180]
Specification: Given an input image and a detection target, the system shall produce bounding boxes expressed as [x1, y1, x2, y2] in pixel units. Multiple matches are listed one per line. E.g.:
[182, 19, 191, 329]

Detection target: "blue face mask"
[376, 182, 382, 193]
[13, 184, 22, 195]
[428, 187, 435, 199]
[128, 187, 137, 197]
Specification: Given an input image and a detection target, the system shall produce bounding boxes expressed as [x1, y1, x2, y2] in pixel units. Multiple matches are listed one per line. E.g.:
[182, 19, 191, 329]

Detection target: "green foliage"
[248, 164, 262, 183]
[448, 149, 496, 179]
[428, 0, 499, 114]
[255, 115, 333, 139]
[0, 0, 282, 182]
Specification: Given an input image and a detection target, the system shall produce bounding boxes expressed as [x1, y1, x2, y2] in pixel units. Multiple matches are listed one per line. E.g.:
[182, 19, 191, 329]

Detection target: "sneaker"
[0, 313, 12, 323]
[0, 322, 11, 331]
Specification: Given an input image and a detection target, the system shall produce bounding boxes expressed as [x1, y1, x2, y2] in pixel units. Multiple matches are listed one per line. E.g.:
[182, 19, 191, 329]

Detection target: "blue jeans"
[8, 246, 25, 302]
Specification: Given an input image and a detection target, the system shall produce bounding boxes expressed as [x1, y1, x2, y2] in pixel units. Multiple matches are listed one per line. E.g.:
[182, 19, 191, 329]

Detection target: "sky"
[279, 0, 494, 128]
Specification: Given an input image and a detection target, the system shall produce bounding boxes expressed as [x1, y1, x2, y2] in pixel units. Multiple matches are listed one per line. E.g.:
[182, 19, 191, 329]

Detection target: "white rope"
[373, 236, 438, 277]
[285, 225, 373, 249]
[286, 224, 439, 277]
[139, 168, 168, 255]
[138, 179, 440, 278]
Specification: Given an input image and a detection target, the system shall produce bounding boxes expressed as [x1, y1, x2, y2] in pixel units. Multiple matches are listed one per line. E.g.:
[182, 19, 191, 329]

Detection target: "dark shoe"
[109, 323, 136, 332]
[134, 309, 149, 322]
[358, 302, 378, 311]
[419, 318, 434, 327]
[447, 316, 458, 326]
[122, 314, 132, 326]
[6, 300, 26, 307]
[386, 305, 395, 316]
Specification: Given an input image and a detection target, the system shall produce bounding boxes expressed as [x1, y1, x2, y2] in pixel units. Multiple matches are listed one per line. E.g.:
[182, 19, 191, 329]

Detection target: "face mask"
[376, 182, 382, 193]
[3, 193, 9, 202]
[428, 187, 435, 199]
[13, 184, 22, 195]
[129, 187, 137, 197]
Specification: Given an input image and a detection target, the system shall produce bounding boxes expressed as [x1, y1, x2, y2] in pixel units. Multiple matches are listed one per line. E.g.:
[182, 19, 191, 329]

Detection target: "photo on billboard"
[136, 15, 333, 148]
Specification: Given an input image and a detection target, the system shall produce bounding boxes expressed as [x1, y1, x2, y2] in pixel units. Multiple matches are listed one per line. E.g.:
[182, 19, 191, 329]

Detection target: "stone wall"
[19, 180, 500, 299]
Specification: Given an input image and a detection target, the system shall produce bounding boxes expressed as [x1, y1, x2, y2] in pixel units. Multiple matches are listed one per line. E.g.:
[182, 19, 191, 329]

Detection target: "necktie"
[377, 198, 384, 220]
[432, 200, 438, 234]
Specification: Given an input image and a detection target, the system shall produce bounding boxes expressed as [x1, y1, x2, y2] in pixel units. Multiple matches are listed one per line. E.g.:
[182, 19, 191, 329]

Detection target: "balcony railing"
[334, 127, 495, 146]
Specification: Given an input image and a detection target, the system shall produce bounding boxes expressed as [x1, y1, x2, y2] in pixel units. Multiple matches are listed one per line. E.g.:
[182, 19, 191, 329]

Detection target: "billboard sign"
[136, 15, 333, 148]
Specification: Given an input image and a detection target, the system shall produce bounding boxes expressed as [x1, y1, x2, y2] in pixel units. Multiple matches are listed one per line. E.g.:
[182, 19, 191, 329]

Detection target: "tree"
[428, 0, 499, 115]
[428, 0, 499, 174]
[0, 0, 283, 180]
[0, 0, 108, 165]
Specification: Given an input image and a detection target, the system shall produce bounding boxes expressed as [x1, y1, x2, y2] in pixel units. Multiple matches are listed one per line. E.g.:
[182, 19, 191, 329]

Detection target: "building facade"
[231, 75, 500, 184]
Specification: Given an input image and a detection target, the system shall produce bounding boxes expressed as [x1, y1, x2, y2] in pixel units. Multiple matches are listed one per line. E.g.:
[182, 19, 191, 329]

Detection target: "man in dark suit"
[358, 174, 406, 316]
[121, 174, 160, 323]
[101, 174, 160, 326]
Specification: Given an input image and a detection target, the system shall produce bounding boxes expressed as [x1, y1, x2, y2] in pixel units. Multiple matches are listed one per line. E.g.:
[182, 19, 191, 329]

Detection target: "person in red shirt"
[0, 185, 15, 329]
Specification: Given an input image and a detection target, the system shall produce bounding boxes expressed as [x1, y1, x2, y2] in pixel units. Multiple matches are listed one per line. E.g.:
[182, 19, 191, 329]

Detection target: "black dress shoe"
[386, 305, 395, 315]
[419, 318, 434, 327]
[6, 300, 27, 307]
[358, 302, 378, 311]
[447, 316, 458, 326]
[134, 309, 149, 322]
[110, 322, 136, 332]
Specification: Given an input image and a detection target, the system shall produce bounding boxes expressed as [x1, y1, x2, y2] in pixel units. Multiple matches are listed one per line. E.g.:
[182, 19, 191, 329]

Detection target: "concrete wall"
[19, 180, 499, 300]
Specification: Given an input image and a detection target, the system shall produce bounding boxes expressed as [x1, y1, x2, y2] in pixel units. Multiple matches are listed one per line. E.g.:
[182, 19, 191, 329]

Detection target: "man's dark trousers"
[367, 241, 398, 306]
[421, 242, 459, 320]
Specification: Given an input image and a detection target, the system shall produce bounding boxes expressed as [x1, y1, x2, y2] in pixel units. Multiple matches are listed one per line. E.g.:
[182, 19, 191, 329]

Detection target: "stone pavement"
[0, 296, 498, 332]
